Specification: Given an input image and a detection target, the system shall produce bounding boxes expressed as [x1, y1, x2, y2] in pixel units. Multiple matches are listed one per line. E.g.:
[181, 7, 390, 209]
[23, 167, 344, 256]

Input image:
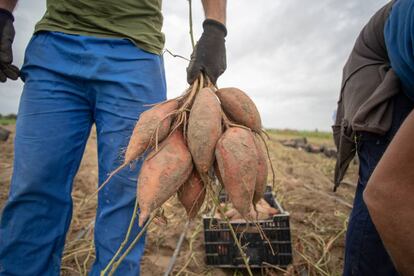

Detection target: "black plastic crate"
[203, 186, 292, 268]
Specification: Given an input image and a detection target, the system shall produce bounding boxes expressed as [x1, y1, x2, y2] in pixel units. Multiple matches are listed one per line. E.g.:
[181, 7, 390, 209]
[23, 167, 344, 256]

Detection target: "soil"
[0, 125, 358, 275]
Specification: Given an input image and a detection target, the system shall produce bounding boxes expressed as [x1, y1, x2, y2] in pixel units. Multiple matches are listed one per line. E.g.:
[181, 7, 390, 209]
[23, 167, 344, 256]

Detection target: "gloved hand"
[0, 8, 19, 83]
[187, 19, 226, 85]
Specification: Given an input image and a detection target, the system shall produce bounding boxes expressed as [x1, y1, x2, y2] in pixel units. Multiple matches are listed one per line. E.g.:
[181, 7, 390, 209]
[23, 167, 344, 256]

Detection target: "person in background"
[333, 0, 413, 275]
[364, 0, 414, 275]
[0, 0, 227, 275]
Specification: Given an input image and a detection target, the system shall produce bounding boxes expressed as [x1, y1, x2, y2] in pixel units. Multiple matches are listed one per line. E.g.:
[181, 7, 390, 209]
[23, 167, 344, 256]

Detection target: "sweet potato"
[224, 207, 239, 219]
[138, 130, 193, 226]
[187, 88, 222, 173]
[215, 127, 258, 217]
[125, 100, 178, 164]
[228, 207, 258, 221]
[217, 199, 277, 221]
[253, 135, 268, 204]
[256, 199, 278, 215]
[177, 170, 205, 219]
[216, 87, 262, 132]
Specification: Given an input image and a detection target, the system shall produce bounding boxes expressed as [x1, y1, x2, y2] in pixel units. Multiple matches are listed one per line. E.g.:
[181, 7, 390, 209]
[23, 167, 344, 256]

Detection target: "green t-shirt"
[35, 0, 165, 54]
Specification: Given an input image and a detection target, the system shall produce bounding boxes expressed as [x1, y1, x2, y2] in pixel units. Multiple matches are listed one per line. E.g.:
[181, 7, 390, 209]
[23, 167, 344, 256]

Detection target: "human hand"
[186, 19, 226, 85]
[0, 8, 19, 82]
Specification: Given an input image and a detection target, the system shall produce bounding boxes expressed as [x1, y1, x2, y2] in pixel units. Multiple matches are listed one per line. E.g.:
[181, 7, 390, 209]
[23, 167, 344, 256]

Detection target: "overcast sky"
[0, 0, 389, 131]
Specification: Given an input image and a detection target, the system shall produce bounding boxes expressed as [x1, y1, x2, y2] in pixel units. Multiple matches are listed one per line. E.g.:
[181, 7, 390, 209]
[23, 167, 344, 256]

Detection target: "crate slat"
[203, 186, 293, 268]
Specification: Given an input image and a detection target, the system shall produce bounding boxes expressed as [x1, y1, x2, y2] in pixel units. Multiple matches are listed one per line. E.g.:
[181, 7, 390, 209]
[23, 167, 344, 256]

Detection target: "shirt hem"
[34, 25, 163, 55]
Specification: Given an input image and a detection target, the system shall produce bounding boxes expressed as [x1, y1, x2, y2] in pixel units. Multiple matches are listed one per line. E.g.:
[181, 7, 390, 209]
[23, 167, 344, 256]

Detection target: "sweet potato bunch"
[117, 76, 271, 226]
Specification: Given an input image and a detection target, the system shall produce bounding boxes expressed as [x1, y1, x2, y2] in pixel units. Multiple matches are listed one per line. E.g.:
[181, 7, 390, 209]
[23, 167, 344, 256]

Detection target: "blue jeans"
[343, 92, 413, 275]
[0, 32, 166, 275]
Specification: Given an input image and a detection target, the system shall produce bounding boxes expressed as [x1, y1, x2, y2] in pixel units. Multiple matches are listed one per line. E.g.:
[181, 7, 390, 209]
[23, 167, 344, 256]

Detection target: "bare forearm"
[364, 110, 414, 275]
[0, 0, 17, 12]
[201, 0, 226, 25]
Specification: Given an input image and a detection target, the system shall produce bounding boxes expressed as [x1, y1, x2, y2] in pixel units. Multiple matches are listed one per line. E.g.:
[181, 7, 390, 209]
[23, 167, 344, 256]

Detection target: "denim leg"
[0, 34, 93, 276]
[343, 88, 414, 276]
[1, 31, 168, 275]
[87, 40, 166, 275]
[343, 135, 398, 276]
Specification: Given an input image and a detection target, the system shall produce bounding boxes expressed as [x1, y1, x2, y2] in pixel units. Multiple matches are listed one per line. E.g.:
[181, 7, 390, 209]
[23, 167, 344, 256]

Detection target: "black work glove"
[187, 19, 227, 85]
[0, 8, 19, 83]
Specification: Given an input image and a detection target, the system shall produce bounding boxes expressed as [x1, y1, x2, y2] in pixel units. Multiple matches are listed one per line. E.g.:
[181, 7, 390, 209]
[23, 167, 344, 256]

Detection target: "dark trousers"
[343, 91, 414, 276]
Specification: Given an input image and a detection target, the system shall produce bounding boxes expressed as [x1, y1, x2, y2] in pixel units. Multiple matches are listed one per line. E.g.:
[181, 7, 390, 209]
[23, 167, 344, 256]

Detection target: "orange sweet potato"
[256, 198, 279, 216]
[125, 100, 178, 164]
[187, 88, 222, 173]
[138, 130, 193, 226]
[227, 206, 257, 221]
[177, 170, 206, 219]
[253, 135, 268, 204]
[215, 127, 258, 217]
[215, 87, 262, 132]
